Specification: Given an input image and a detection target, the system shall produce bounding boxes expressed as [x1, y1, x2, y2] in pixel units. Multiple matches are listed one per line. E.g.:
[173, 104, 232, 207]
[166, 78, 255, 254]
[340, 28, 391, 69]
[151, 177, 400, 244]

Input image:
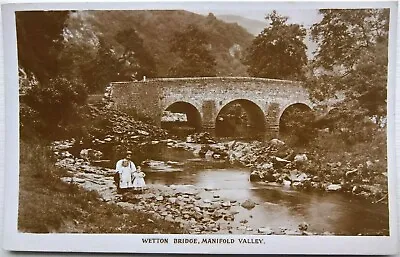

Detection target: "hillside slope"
[66, 10, 254, 77]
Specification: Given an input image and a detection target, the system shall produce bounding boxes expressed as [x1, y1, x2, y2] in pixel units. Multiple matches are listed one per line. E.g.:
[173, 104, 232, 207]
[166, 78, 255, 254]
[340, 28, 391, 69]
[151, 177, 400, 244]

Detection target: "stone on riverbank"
[294, 154, 308, 163]
[298, 222, 309, 231]
[241, 199, 256, 210]
[258, 227, 273, 235]
[222, 201, 231, 207]
[80, 149, 103, 161]
[326, 184, 342, 191]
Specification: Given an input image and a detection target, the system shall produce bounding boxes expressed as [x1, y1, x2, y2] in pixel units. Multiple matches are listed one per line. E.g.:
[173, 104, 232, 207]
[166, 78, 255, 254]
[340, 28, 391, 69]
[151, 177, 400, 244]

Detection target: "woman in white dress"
[132, 166, 146, 192]
[115, 151, 136, 193]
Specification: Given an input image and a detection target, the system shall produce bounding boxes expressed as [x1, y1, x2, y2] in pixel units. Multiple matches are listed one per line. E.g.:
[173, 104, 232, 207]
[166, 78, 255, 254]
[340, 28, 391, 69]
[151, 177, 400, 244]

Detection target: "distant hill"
[216, 15, 267, 36]
[66, 10, 254, 77]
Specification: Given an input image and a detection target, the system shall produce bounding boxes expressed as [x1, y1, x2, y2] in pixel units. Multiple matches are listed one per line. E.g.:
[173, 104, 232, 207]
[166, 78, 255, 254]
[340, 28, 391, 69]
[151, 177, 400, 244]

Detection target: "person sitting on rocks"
[115, 151, 136, 193]
[132, 166, 146, 192]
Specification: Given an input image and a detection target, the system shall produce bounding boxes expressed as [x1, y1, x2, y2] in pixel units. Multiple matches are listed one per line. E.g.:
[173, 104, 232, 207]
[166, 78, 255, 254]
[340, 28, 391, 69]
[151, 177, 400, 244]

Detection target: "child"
[132, 166, 146, 192]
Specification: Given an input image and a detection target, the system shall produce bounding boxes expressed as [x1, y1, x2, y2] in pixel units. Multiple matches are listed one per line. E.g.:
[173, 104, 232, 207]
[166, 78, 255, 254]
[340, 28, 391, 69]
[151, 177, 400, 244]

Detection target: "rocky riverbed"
[145, 135, 388, 203]
[48, 103, 388, 235]
[54, 145, 317, 235]
[52, 137, 389, 236]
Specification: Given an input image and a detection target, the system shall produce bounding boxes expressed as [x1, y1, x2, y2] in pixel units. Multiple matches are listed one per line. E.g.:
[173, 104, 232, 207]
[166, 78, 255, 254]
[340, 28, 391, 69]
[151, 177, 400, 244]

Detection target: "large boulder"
[289, 169, 301, 181]
[292, 172, 308, 182]
[250, 170, 263, 182]
[268, 138, 285, 148]
[186, 132, 216, 144]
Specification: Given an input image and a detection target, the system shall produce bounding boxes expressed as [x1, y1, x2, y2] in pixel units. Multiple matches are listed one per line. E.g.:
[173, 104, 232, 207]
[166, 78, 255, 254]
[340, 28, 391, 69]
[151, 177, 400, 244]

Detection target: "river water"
[84, 142, 389, 236]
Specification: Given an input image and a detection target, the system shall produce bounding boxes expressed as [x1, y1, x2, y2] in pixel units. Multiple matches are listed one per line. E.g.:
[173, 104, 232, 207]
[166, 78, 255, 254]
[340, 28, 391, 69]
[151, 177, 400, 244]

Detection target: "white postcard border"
[1, 1, 398, 254]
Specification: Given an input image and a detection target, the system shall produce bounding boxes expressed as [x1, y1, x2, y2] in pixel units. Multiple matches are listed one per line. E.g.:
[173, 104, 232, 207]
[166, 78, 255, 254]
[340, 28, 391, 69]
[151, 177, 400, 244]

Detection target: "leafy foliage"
[244, 11, 308, 80]
[16, 11, 90, 138]
[79, 36, 122, 93]
[169, 25, 217, 77]
[57, 14, 101, 93]
[72, 10, 252, 77]
[56, 10, 252, 91]
[308, 8, 389, 141]
[311, 9, 389, 71]
[115, 29, 157, 80]
[16, 11, 70, 83]
[280, 106, 316, 146]
[21, 77, 87, 137]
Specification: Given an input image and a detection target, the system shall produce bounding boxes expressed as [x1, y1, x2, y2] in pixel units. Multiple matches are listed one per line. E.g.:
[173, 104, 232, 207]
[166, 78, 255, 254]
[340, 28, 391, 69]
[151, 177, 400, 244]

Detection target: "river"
[77, 142, 389, 235]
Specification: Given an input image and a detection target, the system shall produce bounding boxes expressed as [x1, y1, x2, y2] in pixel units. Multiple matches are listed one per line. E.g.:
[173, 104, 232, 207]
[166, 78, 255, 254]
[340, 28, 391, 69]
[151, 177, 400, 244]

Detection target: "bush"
[280, 108, 317, 146]
[21, 76, 88, 138]
[317, 105, 385, 145]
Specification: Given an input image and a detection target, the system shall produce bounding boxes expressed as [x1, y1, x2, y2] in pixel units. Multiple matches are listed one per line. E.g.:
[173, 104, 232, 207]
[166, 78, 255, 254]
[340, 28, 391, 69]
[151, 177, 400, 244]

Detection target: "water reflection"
[143, 146, 388, 235]
[73, 142, 388, 235]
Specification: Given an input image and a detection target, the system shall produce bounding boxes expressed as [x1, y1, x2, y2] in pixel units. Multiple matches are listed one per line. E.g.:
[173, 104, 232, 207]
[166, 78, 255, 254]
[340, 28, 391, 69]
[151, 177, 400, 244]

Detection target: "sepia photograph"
[2, 1, 398, 254]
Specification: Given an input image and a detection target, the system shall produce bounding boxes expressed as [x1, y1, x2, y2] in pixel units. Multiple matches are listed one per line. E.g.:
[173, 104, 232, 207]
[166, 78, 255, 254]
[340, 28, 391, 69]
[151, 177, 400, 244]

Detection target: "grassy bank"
[18, 139, 185, 234]
[291, 129, 387, 187]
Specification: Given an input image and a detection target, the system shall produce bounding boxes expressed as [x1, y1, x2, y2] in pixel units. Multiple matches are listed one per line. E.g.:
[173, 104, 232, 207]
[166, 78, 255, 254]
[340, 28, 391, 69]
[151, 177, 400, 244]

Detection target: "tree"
[311, 9, 389, 71]
[115, 29, 157, 80]
[73, 36, 122, 93]
[16, 11, 70, 84]
[57, 12, 99, 92]
[59, 13, 123, 93]
[310, 9, 389, 120]
[244, 10, 307, 80]
[169, 24, 217, 77]
[17, 11, 91, 139]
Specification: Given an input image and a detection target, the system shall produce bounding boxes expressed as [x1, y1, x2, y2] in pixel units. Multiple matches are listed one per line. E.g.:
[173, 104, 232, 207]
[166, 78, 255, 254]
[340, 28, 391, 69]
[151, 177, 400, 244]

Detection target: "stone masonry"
[109, 77, 313, 138]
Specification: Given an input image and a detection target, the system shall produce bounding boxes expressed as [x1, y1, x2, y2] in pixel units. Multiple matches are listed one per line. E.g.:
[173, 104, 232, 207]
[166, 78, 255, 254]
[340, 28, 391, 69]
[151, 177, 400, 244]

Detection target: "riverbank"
[18, 140, 185, 234]
[64, 103, 388, 203]
[145, 135, 388, 204]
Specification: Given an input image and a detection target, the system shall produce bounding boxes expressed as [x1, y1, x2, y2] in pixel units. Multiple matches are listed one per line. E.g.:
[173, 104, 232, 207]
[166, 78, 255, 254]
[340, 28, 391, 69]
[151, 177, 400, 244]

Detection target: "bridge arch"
[161, 101, 202, 133]
[279, 103, 314, 134]
[215, 99, 266, 138]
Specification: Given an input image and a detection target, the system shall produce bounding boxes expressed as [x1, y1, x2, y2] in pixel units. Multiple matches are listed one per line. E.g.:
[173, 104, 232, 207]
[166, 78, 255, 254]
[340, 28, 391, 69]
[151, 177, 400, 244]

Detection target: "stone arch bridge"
[109, 77, 314, 139]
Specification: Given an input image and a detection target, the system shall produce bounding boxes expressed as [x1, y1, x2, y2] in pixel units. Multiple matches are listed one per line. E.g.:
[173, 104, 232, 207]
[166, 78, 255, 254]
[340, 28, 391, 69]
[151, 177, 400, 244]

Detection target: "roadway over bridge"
[109, 77, 314, 138]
